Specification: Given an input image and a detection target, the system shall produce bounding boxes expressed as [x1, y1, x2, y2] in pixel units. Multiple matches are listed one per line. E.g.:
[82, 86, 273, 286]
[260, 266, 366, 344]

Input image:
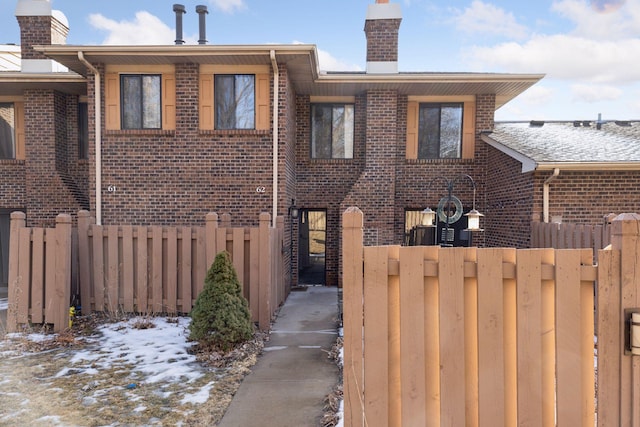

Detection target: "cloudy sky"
[1, 0, 639, 121]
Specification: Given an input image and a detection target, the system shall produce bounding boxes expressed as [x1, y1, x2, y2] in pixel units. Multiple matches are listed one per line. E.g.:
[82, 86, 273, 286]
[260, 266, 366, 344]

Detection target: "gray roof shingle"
[487, 121, 640, 169]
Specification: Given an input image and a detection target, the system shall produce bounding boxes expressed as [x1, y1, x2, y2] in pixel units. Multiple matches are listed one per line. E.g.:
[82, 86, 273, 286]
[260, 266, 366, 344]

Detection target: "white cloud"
[317, 49, 362, 72]
[468, 34, 640, 83]
[453, 0, 529, 40]
[571, 83, 623, 102]
[552, 0, 640, 40]
[89, 12, 175, 45]
[208, 0, 247, 14]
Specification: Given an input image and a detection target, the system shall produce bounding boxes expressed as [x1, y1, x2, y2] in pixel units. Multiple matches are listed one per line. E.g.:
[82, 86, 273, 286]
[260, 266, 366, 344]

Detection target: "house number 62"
[256, 186, 266, 193]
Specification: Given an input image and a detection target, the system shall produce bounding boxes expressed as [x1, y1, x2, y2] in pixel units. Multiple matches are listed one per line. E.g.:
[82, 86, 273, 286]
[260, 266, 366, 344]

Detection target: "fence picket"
[363, 246, 390, 427]
[136, 226, 148, 313]
[423, 246, 441, 427]
[438, 248, 466, 427]
[30, 228, 44, 324]
[151, 226, 163, 312]
[555, 249, 583, 425]
[122, 226, 134, 312]
[167, 227, 178, 314]
[477, 248, 507, 427]
[399, 246, 426, 426]
[180, 227, 192, 313]
[107, 225, 119, 313]
[44, 228, 55, 323]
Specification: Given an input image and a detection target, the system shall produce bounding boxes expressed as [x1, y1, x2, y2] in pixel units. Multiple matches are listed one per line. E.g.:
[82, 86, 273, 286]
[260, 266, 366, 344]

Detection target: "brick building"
[0, 0, 547, 287]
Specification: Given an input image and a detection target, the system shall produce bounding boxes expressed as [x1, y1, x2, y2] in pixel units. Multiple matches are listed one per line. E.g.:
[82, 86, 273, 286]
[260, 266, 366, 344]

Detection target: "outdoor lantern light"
[465, 208, 484, 232]
[421, 207, 436, 226]
[289, 199, 299, 220]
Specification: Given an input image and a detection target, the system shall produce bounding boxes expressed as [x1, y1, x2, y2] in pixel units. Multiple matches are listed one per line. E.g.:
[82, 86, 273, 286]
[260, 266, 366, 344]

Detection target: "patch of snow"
[180, 381, 215, 404]
[57, 317, 203, 384]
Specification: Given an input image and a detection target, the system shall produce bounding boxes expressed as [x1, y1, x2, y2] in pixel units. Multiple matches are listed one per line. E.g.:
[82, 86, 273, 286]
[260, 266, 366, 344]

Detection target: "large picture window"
[418, 103, 463, 159]
[0, 103, 15, 159]
[120, 74, 161, 130]
[215, 74, 255, 130]
[311, 104, 354, 159]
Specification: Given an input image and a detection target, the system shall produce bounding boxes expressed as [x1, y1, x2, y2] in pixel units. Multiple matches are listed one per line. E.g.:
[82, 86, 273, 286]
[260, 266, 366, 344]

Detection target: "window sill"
[199, 129, 270, 136]
[406, 158, 474, 165]
[0, 159, 25, 165]
[310, 158, 354, 164]
[105, 129, 175, 136]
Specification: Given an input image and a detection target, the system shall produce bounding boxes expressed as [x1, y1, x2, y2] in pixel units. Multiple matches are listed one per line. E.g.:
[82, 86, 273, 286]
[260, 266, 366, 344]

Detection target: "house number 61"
[256, 186, 266, 193]
[107, 185, 117, 192]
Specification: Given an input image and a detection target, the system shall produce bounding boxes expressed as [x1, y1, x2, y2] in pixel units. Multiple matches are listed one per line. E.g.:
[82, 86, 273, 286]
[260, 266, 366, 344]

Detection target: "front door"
[297, 209, 326, 285]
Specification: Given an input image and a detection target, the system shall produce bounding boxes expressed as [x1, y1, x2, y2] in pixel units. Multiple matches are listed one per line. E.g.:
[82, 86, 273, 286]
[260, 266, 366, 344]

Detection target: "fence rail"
[343, 207, 640, 427]
[7, 210, 285, 332]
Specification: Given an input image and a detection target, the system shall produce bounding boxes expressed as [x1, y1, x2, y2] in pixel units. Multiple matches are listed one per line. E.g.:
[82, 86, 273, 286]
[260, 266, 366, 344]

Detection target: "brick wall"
[485, 146, 534, 248]
[534, 170, 640, 224]
[0, 161, 26, 209]
[296, 94, 366, 286]
[84, 63, 299, 232]
[24, 90, 85, 226]
[16, 15, 68, 60]
[364, 18, 401, 63]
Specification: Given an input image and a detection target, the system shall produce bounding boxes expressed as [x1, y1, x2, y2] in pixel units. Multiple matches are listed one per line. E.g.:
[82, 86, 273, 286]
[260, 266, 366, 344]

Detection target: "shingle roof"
[485, 121, 640, 172]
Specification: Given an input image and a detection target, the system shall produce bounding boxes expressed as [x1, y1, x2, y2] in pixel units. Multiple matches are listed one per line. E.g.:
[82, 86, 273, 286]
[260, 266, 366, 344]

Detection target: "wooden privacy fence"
[7, 210, 285, 332]
[343, 207, 640, 427]
[531, 219, 612, 259]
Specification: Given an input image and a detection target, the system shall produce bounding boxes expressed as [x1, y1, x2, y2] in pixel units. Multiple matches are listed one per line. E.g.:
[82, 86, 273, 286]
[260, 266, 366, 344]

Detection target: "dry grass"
[322, 336, 344, 427]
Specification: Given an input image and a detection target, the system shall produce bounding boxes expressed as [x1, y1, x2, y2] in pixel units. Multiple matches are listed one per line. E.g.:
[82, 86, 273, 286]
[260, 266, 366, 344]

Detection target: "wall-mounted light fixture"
[421, 174, 484, 246]
[289, 199, 299, 220]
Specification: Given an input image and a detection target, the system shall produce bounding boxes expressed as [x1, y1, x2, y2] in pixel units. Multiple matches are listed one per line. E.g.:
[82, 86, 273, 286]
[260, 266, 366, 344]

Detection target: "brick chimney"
[364, 0, 402, 74]
[15, 0, 69, 72]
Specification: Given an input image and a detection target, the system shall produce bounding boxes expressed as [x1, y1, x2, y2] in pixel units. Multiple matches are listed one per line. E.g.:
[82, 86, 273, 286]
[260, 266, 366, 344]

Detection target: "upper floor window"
[199, 65, 269, 131]
[121, 74, 161, 130]
[418, 103, 463, 159]
[311, 104, 354, 159]
[406, 97, 475, 160]
[215, 75, 255, 130]
[105, 65, 175, 131]
[0, 101, 24, 160]
[0, 103, 16, 159]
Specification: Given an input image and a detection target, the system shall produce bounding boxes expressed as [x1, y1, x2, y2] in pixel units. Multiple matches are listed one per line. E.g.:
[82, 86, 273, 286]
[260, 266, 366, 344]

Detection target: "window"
[78, 102, 88, 159]
[120, 75, 161, 130]
[311, 104, 354, 159]
[214, 75, 255, 130]
[418, 103, 463, 159]
[0, 103, 15, 159]
[406, 98, 475, 160]
[104, 65, 175, 131]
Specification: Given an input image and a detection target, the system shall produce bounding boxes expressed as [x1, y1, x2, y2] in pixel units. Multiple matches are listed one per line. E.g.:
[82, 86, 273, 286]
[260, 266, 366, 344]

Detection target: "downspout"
[543, 168, 560, 223]
[270, 50, 279, 227]
[78, 52, 102, 225]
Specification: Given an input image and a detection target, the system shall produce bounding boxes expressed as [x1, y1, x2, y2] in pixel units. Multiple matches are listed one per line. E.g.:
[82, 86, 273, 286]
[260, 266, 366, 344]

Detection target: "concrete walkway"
[218, 286, 340, 427]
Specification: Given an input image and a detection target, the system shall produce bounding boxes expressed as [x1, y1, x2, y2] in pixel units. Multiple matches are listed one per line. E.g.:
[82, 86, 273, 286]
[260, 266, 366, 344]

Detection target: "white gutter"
[270, 50, 279, 227]
[543, 168, 560, 223]
[78, 51, 102, 225]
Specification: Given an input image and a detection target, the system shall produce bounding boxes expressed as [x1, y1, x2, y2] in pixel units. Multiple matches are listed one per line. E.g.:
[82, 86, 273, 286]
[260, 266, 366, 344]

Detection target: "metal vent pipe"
[173, 4, 186, 45]
[196, 5, 208, 45]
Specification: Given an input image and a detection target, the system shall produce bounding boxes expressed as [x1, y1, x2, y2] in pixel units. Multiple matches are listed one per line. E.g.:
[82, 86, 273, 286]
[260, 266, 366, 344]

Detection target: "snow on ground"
[0, 316, 223, 426]
[56, 317, 201, 384]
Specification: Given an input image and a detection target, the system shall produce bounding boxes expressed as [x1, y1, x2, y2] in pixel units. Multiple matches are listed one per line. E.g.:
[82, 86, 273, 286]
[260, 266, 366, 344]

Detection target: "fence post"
[606, 213, 640, 426]
[52, 214, 72, 332]
[276, 215, 285, 306]
[77, 210, 92, 315]
[205, 212, 218, 268]
[7, 211, 26, 332]
[342, 207, 364, 427]
[258, 212, 271, 330]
